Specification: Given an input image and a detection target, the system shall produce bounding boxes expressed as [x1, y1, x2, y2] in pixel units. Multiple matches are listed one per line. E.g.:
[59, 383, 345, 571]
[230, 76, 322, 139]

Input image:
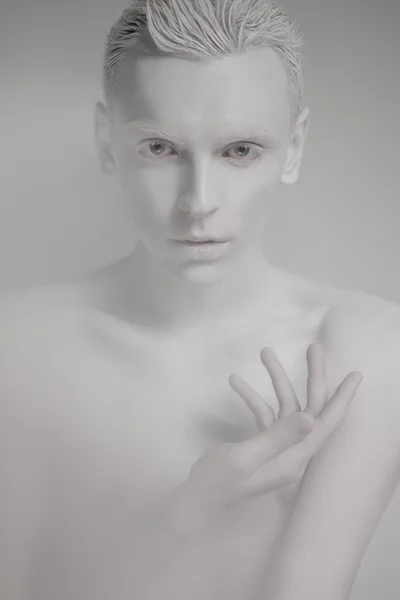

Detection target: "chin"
[168, 258, 234, 286]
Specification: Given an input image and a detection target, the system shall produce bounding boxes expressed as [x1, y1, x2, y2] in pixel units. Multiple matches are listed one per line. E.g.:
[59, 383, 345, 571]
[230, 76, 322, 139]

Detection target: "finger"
[228, 373, 276, 430]
[237, 412, 316, 471]
[268, 371, 363, 468]
[316, 370, 363, 429]
[260, 347, 301, 417]
[304, 343, 329, 417]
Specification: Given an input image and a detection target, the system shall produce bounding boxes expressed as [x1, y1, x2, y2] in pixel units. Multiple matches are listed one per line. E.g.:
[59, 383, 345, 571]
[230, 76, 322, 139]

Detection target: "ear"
[281, 107, 310, 186]
[94, 101, 117, 175]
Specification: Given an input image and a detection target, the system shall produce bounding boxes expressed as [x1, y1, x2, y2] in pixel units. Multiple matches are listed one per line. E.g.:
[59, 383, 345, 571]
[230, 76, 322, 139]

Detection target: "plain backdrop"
[0, 0, 399, 598]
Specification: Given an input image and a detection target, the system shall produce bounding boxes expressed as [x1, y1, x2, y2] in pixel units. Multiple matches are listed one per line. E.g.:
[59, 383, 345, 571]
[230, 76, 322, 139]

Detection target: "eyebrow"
[124, 119, 279, 146]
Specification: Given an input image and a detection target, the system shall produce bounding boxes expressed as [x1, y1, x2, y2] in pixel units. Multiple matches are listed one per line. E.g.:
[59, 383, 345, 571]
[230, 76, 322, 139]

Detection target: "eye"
[140, 140, 177, 158]
[138, 139, 263, 165]
[222, 143, 262, 164]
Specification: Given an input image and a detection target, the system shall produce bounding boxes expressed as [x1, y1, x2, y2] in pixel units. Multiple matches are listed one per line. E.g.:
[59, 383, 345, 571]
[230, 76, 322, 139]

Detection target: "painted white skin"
[96, 47, 307, 332]
[1, 47, 400, 600]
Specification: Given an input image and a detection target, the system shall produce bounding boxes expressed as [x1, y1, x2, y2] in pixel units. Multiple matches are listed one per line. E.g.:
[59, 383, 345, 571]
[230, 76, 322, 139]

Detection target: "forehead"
[115, 47, 291, 141]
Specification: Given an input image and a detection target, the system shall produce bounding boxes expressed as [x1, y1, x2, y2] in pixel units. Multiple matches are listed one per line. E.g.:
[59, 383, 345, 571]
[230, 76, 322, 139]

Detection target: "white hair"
[103, 0, 304, 126]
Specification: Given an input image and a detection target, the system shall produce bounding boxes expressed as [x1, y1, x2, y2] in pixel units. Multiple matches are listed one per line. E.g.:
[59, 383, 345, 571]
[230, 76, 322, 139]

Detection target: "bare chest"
[75, 308, 325, 486]
[35, 307, 325, 598]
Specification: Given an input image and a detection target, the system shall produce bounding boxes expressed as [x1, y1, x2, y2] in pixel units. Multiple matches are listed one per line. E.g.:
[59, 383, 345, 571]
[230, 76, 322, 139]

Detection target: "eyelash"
[139, 139, 264, 166]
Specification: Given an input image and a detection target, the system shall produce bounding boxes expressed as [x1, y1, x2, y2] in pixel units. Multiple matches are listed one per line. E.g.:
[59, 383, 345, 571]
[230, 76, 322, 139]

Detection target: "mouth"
[174, 237, 231, 244]
[168, 238, 232, 259]
[179, 240, 227, 244]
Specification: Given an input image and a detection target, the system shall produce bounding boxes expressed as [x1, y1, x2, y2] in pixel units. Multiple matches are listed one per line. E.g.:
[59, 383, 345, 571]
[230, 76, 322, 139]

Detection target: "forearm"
[255, 542, 351, 600]
[118, 488, 226, 600]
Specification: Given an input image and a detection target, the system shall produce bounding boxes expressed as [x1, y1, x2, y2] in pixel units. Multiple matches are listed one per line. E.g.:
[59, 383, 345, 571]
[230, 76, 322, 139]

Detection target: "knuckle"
[292, 411, 314, 428]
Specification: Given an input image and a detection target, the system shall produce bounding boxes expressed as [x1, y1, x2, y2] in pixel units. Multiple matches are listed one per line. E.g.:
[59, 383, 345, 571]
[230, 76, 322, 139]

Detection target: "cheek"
[236, 157, 283, 211]
[117, 171, 174, 239]
[242, 188, 274, 224]
[232, 176, 280, 239]
[118, 157, 177, 206]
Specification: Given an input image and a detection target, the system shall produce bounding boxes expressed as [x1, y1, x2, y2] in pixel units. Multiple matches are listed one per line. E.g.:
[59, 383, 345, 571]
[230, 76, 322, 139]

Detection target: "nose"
[177, 194, 219, 219]
[177, 161, 221, 220]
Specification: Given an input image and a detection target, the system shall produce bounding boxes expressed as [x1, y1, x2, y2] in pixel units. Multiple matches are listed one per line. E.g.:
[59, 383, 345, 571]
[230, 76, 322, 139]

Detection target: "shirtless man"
[1, 1, 400, 599]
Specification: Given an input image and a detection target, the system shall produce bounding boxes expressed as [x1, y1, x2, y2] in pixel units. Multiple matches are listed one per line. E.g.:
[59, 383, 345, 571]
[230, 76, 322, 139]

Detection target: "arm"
[0, 298, 50, 600]
[262, 297, 400, 600]
[0, 389, 48, 600]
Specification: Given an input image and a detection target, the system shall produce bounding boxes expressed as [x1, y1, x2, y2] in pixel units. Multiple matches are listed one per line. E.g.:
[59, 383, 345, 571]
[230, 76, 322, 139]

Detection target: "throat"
[103, 244, 296, 334]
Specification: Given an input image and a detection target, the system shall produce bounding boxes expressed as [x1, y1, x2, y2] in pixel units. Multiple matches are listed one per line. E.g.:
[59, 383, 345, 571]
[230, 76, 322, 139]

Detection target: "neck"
[109, 241, 292, 335]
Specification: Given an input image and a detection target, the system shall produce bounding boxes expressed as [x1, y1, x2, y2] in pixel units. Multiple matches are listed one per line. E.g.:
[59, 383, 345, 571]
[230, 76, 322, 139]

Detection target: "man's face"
[96, 47, 308, 284]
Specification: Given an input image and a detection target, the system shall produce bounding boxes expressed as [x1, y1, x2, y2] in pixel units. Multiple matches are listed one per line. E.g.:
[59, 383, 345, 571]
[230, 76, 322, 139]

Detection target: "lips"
[175, 236, 229, 243]
[171, 239, 232, 260]
[182, 239, 224, 244]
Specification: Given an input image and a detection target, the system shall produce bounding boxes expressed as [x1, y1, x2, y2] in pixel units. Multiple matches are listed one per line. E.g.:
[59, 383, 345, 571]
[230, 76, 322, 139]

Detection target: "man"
[1, 1, 400, 599]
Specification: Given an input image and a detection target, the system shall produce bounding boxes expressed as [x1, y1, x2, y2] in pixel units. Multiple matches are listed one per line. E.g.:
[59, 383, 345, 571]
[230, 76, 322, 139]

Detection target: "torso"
[0, 261, 355, 599]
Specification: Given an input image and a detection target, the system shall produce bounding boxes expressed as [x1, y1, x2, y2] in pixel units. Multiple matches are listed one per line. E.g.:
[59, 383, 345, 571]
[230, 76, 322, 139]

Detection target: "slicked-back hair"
[103, 0, 304, 127]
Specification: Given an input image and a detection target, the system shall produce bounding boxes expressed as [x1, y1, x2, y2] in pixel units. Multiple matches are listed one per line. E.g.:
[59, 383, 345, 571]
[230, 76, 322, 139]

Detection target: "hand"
[162, 344, 363, 539]
[228, 342, 363, 505]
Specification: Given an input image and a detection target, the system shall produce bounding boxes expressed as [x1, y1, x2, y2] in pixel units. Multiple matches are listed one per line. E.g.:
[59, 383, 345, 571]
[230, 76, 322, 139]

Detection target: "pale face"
[95, 47, 309, 284]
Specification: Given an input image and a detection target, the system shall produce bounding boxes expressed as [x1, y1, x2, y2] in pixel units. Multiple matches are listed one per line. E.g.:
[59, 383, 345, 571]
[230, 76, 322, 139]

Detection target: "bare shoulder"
[0, 282, 92, 425]
[0, 282, 105, 590]
[0, 282, 90, 363]
[317, 287, 400, 391]
[319, 287, 400, 347]
[285, 268, 400, 395]
[0, 276, 93, 315]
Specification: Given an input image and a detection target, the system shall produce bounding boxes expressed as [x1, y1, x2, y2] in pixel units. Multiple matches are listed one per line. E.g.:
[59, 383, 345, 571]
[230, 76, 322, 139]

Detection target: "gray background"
[0, 0, 399, 597]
